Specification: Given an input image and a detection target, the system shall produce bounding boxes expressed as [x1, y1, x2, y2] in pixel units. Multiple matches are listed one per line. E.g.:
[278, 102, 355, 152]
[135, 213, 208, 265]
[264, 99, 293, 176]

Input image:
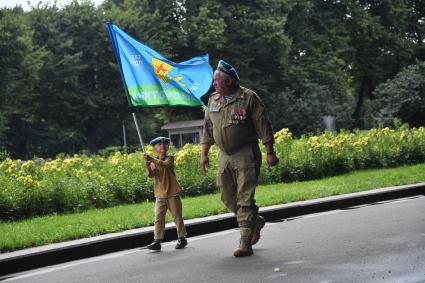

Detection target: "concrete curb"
[1, 182, 424, 277]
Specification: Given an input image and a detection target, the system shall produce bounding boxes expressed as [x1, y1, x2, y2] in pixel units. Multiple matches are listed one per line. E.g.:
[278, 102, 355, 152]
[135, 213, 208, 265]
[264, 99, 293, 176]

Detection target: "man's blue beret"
[149, 136, 170, 145]
[217, 60, 240, 82]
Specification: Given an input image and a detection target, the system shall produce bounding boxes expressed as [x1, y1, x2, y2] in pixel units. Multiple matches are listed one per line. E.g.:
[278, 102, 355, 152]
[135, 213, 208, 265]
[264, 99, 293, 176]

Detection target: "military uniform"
[148, 156, 187, 240]
[201, 85, 274, 229]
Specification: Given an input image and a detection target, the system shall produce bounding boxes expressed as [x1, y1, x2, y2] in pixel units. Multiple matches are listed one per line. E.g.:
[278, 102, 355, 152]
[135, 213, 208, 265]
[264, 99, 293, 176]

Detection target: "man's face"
[213, 71, 230, 94]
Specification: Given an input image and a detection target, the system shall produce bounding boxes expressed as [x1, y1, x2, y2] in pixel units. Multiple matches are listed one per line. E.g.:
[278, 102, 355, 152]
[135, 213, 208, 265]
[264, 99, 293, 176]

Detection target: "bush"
[1, 126, 425, 221]
[0, 149, 10, 162]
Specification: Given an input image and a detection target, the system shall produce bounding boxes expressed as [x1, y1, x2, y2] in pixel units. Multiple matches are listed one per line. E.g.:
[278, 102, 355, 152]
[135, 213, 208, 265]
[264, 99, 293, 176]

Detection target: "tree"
[1, 0, 424, 157]
[405, 0, 425, 61]
[274, 0, 354, 134]
[367, 61, 425, 127]
[343, 0, 417, 128]
[23, 1, 137, 156]
[0, 7, 47, 157]
[268, 83, 353, 136]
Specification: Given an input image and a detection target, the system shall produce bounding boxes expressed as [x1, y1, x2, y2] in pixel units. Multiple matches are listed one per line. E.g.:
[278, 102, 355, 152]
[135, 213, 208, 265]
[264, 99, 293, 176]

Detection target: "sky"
[1, 0, 104, 11]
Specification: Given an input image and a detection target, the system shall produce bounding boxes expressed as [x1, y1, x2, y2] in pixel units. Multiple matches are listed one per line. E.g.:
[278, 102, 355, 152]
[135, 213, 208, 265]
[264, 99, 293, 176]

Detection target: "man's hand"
[264, 142, 279, 168]
[200, 144, 211, 173]
[200, 155, 209, 173]
[266, 152, 279, 167]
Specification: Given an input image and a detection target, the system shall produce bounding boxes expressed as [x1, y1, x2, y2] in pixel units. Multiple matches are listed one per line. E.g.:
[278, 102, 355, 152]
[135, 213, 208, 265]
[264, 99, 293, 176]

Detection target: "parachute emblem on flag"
[152, 57, 173, 86]
[152, 57, 187, 88]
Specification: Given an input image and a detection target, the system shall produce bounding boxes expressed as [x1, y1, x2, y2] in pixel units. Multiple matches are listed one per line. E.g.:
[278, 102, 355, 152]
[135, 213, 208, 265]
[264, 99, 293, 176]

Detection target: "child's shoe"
[146, 240, 161, 251]
[175, 237, 187, 249]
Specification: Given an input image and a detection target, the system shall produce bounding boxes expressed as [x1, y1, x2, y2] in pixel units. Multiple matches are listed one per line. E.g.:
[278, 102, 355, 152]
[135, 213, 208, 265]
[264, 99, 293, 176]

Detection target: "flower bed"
[1, 126, 424, 220]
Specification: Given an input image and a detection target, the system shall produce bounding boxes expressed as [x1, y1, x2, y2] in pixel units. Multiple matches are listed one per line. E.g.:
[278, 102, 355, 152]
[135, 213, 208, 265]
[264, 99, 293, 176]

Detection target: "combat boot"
[251, 215, 265, 245]
[233, 228, 253, 257]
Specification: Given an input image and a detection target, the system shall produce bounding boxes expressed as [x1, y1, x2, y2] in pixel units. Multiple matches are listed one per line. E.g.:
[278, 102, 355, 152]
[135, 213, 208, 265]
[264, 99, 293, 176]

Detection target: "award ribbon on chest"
[230, 106, 247, 124]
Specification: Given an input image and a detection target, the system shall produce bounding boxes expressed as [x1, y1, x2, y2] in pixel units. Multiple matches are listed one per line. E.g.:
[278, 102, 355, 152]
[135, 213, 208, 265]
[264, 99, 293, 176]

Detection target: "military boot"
[233, 228, 253, 257]
[251, 215, 265, 245]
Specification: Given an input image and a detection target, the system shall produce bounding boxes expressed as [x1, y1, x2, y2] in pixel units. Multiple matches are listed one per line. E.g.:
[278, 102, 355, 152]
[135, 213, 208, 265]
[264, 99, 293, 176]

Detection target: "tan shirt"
[148, 156, 182, 199]
[201, 85, 274, 155]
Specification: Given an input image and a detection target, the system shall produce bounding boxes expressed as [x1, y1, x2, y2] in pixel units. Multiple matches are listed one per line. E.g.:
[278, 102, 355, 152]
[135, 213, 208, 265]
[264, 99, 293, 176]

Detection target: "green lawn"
[1, 163, 425, 253]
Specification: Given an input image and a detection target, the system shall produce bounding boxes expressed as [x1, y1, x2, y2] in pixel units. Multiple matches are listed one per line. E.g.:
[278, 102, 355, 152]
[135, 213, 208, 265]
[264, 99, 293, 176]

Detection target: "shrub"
[1, 126, 425, 220]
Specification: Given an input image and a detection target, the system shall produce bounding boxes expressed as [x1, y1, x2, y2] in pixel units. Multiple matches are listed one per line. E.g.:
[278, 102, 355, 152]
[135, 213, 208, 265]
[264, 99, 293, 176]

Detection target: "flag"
[107, 23, 213, 107]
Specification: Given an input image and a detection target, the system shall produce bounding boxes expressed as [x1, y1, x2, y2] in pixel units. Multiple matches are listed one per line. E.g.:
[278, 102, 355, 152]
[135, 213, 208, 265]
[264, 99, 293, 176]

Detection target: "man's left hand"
[266, 152, 279, 167]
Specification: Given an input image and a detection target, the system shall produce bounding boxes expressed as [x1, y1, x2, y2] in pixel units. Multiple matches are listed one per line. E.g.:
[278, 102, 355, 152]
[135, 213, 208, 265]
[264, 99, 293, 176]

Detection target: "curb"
[1, 182, 424, 277]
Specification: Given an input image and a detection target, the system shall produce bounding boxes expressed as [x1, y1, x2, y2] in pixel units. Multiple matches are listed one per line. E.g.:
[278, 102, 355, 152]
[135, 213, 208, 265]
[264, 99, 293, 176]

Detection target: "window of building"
[170, 134, 181, 148]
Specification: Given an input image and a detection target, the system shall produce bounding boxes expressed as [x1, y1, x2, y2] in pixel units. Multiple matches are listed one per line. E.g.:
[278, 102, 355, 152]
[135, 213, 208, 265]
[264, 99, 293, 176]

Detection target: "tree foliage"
[367, 61, 425, 127]
[0, 0, 423, 158]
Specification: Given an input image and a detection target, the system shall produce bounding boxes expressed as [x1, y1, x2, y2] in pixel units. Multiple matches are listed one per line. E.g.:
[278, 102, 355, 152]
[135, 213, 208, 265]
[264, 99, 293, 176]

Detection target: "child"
[144, 136, 187, 251]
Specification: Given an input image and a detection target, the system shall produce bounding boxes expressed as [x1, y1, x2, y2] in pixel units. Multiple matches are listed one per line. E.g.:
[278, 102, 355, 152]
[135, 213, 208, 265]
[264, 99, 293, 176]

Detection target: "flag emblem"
[152, 57, 173, 86]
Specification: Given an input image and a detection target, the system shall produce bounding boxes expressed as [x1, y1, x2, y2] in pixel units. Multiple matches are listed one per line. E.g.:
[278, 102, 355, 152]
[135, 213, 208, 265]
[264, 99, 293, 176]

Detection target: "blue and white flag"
[108, 23, 213, 107]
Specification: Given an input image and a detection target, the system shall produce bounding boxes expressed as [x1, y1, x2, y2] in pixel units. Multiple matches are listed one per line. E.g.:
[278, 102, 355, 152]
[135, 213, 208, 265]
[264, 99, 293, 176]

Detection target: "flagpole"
[132, 113, 145, 152]
[122, 122, 127, 151]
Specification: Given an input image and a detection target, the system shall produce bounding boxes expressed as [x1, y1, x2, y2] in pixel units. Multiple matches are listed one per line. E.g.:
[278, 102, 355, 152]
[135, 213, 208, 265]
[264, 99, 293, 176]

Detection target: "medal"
[233, 107, 246, 120]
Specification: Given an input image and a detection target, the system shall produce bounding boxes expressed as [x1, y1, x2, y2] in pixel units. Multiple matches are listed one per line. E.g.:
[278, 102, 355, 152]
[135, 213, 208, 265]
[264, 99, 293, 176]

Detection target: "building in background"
[161, 119, 204, 148]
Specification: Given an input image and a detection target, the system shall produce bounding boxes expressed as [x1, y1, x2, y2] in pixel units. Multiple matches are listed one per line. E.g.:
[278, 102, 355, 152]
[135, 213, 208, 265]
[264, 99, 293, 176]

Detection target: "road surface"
[3, 196, 425, 283]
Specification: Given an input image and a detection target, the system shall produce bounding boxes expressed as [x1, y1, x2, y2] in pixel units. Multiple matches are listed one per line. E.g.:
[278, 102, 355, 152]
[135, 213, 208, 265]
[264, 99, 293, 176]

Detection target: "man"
[200, 60, 279, 257]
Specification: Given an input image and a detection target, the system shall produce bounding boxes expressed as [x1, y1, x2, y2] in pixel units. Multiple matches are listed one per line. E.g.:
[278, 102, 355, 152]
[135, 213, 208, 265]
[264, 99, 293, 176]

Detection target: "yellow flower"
[17, 175, 40, 188]
[324, 142, 335, 149]
[274, 128, 293, 143]
[353, 141, 361, 147]
[42, 159, 62, 172]
[63, 157, 81, 167]
[174, 144, 202, 166]
[306, 136, 321, 150]
[110, 152, 122, 166]
[145, 145, 155, 157]
[21, 160, 34, 171]
[74, 168, 86, 178]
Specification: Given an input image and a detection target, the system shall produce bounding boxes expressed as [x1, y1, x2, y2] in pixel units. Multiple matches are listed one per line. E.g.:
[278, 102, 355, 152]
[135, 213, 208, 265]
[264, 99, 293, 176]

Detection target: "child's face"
[154, 142, 169, 155]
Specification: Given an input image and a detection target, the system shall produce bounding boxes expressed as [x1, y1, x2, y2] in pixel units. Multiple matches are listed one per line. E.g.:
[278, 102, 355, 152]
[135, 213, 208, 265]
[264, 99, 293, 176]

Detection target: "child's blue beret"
[217, 60, 240, 82]
[149, 136, 170, 145]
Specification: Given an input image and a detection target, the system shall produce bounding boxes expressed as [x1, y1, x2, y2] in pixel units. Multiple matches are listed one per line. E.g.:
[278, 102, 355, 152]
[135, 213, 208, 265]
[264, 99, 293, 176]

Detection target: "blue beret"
[149, 136, 170, 145]
[217, 60, 240, 82]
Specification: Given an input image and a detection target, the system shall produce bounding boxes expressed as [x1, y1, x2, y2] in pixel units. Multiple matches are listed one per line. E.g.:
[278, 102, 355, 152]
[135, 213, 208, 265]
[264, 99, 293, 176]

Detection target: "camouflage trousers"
[217, 143, 262, 229]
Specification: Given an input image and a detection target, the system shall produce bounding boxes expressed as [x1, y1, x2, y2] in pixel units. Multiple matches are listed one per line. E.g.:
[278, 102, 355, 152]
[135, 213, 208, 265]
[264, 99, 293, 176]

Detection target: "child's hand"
[143, 153, 153, 162]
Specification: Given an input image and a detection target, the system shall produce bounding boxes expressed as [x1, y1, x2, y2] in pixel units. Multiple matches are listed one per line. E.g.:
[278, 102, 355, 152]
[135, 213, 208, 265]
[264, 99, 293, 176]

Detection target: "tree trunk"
[68, 143, 76, 157]
[352, 76, 373, 129]
[86, 122, 98, 154]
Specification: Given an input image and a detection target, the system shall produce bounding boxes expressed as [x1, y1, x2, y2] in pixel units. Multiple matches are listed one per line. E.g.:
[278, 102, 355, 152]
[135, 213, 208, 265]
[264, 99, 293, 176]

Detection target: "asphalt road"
[3, 196, 425, 283]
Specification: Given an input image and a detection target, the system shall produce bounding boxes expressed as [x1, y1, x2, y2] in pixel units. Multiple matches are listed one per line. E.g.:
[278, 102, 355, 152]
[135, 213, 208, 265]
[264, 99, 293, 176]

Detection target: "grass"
[1, 163, 425, 253]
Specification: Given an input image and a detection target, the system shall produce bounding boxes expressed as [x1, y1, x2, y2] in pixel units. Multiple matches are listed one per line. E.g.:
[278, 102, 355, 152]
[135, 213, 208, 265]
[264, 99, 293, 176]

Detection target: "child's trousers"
[154, 195, 187, 240]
